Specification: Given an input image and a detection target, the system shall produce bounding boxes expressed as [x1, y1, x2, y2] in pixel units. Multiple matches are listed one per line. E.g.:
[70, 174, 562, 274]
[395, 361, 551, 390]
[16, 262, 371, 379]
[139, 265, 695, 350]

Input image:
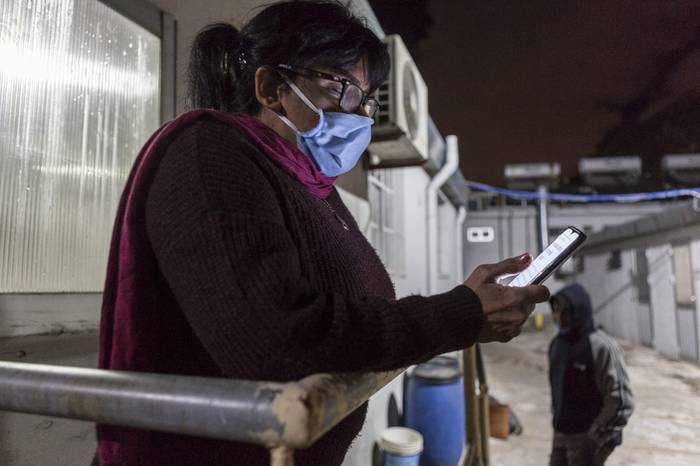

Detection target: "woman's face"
[255, 59, 370, 149]
[279, 59, 370, 132]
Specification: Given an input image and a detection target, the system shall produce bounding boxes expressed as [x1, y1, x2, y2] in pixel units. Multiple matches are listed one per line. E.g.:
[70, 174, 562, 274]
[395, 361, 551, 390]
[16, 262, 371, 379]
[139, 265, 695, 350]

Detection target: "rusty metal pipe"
[0, 361, 401, 449]
[462, 347, 483, 466]
[475, 345, 490, 465]
[269, 447, 295, 466]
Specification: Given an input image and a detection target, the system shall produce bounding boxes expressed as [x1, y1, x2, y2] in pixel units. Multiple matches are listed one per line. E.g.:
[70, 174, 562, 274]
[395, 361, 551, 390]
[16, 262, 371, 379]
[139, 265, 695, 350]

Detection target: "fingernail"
[519, 253, 531, 263]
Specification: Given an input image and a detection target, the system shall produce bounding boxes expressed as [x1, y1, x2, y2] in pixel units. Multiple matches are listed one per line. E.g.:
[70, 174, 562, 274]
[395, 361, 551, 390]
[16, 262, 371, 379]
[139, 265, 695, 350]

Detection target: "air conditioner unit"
[368, 34, 428, 168]
[662, 153, 700, 186]
[579, 156, 641, 188]
[504, 163, 560, 189]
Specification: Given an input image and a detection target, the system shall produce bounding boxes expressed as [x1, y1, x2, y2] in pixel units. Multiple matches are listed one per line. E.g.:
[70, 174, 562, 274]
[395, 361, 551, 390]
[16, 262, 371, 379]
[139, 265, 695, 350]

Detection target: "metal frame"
[98, 0, 177, 122]
[0, 361, 401, 465]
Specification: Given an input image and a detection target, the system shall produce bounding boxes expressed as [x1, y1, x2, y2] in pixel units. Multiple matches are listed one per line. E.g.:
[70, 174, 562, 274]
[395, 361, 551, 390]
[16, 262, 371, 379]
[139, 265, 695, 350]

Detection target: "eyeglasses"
[276, 64, 379, 118]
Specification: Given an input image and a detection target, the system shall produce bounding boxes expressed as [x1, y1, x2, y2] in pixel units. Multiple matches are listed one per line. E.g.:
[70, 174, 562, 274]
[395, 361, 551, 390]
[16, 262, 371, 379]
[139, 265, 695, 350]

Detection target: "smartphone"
[508, 226, 587, 287]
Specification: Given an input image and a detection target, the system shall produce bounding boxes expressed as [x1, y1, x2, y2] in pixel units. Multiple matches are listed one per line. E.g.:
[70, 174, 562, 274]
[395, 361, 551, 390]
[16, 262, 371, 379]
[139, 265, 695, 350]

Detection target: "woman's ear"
[254, 66, 285, 112]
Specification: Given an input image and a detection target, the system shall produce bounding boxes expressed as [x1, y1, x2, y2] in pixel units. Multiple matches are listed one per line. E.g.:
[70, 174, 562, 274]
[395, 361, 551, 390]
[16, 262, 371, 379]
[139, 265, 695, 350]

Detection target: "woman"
[96, 1, 549, 465]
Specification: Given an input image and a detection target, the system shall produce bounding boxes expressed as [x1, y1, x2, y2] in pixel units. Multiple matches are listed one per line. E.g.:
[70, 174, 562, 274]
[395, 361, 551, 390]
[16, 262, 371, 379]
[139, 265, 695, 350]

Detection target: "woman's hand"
[464, 253, 550, 343]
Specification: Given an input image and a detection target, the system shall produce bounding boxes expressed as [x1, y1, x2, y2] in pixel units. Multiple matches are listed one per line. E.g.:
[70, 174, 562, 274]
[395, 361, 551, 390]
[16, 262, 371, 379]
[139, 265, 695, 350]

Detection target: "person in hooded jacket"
[548, 283, 634, 466]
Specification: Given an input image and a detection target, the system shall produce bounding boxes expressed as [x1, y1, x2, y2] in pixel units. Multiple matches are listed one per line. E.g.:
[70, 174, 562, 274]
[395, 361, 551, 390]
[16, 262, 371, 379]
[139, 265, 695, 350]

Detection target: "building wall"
[576, 239, 700, 363]
[0, 294, 102, 337]
[575, 251, 643, 344]
[391, 167, 430, 297]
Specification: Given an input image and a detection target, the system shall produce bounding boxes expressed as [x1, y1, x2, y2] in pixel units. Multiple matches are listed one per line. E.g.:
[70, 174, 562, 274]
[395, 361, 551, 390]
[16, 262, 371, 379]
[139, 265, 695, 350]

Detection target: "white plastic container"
[380, 427, 424, 466]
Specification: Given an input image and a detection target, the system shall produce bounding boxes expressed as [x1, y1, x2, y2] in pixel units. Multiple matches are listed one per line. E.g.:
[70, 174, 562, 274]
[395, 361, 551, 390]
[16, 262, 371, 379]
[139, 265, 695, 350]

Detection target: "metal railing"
[0, 361, 402, 466]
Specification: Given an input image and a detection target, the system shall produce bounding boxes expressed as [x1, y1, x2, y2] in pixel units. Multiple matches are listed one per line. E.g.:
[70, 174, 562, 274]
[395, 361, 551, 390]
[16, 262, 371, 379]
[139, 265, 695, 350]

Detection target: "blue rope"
[464, 180, 700, 203]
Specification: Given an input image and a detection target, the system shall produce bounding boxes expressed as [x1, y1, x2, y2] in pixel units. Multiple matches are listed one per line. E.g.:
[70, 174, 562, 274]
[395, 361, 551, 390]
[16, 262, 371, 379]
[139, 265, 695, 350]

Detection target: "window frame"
[98, 0, 177, 122]
[607, 250, 622, 271]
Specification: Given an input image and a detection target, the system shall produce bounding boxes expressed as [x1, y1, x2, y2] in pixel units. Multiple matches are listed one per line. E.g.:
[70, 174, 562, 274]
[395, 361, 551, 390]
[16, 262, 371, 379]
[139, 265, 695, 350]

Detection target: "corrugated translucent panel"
[0, 0, 161, 292]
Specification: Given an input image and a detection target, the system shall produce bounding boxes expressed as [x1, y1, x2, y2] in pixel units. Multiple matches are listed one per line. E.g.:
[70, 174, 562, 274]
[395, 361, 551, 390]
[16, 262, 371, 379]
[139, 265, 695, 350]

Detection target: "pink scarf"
[221, 111, 337, 197]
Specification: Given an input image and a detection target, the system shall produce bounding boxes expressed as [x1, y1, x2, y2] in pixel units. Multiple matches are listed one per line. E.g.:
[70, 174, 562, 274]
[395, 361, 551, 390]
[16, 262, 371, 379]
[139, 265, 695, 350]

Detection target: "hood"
[551, 283, 594, 340]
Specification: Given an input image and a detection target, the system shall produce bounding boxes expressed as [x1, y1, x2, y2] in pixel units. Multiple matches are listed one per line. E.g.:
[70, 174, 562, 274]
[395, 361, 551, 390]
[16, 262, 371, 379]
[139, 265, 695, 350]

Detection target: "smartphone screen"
[509, 227, 586, 287]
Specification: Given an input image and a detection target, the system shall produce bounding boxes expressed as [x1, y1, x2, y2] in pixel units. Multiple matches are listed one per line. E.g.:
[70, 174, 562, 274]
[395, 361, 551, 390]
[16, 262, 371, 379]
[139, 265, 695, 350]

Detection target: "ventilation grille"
[374, 80, 391, 126]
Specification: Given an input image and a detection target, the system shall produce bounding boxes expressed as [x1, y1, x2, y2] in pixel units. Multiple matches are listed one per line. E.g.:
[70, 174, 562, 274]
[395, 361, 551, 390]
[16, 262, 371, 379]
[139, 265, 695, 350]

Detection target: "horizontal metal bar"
[0, 361, 400, 449]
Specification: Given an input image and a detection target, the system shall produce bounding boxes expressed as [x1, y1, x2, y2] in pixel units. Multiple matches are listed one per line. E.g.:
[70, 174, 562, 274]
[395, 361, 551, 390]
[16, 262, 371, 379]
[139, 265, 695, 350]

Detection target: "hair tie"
[237, 50, 248, 70]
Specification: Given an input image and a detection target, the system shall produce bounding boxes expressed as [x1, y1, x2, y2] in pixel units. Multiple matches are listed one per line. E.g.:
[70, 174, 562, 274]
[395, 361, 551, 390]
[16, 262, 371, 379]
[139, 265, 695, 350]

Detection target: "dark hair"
[187, 1, 391, 114]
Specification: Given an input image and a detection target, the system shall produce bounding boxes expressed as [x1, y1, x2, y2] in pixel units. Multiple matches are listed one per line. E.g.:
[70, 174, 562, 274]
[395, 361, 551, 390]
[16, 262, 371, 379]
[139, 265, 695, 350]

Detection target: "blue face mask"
[275, 77, 374, 177]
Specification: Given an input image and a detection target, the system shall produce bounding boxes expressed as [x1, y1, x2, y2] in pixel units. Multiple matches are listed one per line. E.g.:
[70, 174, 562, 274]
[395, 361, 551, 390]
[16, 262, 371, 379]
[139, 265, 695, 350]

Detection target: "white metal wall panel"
[648, 245, 681, 359]
[391, 167, 428, 297]
[575, 251, 641, 344]
[0, 0, 161, 292]
[671, 243, 699, 361]
[691, 240, 700, 363]
[677, 308, 699, 361]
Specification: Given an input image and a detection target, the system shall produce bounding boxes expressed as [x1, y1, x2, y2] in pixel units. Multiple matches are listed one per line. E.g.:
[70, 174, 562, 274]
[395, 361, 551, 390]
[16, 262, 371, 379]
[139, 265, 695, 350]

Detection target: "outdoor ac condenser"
[368, 34, 429, 168]
[504, 163, 561, 189]
[662, 153, 700, 186]
[579, 156, 642, 188]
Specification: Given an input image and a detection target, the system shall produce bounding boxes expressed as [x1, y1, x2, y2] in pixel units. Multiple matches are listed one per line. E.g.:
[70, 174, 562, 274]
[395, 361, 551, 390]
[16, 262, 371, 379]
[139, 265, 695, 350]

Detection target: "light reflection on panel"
[0, 0, 161, 292]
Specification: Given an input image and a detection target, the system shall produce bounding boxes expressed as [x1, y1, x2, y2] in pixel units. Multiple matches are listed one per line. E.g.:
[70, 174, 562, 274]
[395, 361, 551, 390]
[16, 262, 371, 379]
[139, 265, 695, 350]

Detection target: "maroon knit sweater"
[98, 117, 484, 465]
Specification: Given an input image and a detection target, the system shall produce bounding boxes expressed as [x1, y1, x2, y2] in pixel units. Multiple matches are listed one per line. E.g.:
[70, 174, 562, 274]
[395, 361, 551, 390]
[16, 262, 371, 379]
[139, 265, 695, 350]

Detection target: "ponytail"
[187, 22, 242, 112]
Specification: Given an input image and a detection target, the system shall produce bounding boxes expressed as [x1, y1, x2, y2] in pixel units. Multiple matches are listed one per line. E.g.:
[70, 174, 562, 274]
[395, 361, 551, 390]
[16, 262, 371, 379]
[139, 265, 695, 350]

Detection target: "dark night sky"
[371, 1, 700, 186]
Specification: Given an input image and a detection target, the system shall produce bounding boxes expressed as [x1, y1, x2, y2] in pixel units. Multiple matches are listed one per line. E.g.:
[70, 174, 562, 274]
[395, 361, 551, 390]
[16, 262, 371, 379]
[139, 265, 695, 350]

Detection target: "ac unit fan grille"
[402, 63, 419, 140]
[374, 81, 391, 126]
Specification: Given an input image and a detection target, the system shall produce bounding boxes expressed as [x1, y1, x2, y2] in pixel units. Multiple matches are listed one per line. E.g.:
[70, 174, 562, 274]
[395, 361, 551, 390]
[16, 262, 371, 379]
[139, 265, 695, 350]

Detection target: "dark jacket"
[548, 283, 634, 446]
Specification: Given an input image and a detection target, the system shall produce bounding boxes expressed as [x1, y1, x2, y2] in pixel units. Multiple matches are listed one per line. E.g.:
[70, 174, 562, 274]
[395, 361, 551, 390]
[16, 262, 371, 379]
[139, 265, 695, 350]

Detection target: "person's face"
[254, 59, 371, 148]
[551, 299, 571, 330]
[279, 59, 371, 131]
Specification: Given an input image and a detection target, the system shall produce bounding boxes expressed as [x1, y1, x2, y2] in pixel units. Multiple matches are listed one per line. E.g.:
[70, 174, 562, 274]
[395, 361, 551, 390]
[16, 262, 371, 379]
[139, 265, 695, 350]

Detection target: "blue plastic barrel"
[404, 356, 465, 466]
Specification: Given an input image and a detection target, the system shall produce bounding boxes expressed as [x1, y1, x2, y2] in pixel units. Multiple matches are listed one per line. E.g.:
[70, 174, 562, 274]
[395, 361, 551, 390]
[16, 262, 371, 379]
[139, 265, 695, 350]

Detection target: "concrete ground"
[484, 329, 700, 466]
[0, 332, 98, 466]
[1, 330, 700, 465]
